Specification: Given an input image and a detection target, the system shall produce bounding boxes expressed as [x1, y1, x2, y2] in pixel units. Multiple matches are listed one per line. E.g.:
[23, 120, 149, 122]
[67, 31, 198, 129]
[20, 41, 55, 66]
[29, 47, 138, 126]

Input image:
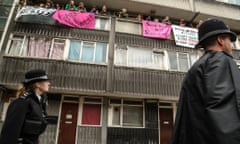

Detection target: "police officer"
[0, 69, 50, 144]
[171, 19, 240, 144]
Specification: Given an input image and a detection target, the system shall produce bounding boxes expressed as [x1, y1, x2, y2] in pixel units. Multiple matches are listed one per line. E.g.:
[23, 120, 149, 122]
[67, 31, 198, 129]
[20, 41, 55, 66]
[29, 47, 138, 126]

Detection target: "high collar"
[205, 50, 233, 58]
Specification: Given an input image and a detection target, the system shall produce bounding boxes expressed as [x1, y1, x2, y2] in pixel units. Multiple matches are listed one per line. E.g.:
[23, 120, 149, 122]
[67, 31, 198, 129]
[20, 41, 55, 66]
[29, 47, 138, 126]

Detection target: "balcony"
[0, 56, 184, 99]
[82, 0, 240, 31]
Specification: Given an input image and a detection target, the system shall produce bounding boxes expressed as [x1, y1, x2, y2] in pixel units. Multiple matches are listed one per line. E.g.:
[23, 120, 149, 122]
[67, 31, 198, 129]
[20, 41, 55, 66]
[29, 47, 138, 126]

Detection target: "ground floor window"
[81, 97, 102, 126]
[108, 98, 144, 127]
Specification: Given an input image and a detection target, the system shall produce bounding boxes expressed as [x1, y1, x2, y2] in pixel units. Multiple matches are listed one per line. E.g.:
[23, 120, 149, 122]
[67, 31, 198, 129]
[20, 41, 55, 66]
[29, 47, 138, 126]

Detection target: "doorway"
[159, 108, 173, 144]
[58, 102, 79, 144]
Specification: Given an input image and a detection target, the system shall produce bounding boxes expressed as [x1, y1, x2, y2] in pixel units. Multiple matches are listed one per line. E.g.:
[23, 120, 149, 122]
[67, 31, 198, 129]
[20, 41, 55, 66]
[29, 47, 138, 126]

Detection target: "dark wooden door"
[58, 103, 79, 144]
[159, 108, 173, 144]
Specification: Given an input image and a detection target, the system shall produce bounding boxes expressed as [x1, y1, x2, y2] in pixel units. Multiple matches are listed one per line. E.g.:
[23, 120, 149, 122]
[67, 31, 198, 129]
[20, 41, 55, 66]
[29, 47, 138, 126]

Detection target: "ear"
[35, 82, 41, 88]
[216, 36, 224, 46]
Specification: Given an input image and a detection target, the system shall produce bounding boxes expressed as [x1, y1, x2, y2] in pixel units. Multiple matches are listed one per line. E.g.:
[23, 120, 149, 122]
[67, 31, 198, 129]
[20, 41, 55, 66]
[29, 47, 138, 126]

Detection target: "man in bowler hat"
[0, 69, 50, 144]
[171, 18, 240, 144]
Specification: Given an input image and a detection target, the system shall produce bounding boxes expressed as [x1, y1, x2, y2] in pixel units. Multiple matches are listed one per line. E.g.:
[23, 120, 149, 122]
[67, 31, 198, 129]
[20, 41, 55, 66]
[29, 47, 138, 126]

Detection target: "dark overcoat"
[171, 51, 240, 144]
[0, 90, 48, 144]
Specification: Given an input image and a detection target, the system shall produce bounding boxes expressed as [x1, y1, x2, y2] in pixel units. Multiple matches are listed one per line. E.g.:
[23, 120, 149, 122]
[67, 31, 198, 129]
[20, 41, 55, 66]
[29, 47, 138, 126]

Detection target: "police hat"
[23, 69, 49, 84]
[195, 18, 237, 48]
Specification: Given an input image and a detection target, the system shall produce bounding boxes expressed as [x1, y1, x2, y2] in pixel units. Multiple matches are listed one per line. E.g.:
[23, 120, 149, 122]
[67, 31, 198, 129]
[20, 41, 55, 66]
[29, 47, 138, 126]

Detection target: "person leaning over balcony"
[45, 0, 54, 9]
[89, 6, 99, 14]
[77, 1, 87, 12]
[100, 5, 108, 16]
[55, 3, 61, 10]
[0, 69, 50, 144]
[161, 16, 172, 25]
[65, 0, 77, 11]
[171, 18, 240, 144]
[118, 8, 128, 18]
[136, 13, 143, 21]
[179, 18, 186, 27]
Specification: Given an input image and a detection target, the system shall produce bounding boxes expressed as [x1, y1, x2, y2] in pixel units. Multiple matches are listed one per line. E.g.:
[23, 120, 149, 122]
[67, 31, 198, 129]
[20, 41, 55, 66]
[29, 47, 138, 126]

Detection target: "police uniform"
[171, 19, 240, 144]
[0, 69, 49, 144]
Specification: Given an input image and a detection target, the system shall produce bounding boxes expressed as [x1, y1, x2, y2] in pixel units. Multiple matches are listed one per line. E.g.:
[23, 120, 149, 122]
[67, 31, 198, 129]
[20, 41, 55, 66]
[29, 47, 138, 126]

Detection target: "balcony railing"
[0, 56, 185, 98]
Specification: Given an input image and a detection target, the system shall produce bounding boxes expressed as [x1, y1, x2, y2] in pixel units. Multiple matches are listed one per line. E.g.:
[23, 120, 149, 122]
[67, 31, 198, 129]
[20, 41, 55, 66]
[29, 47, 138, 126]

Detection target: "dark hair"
[201, 36, 217, 49]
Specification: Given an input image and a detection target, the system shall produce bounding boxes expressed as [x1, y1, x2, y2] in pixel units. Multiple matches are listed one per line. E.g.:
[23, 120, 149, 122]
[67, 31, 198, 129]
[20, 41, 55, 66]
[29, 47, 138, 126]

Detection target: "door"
[159, 108, 173, 144]
[58, 102, 79, 144]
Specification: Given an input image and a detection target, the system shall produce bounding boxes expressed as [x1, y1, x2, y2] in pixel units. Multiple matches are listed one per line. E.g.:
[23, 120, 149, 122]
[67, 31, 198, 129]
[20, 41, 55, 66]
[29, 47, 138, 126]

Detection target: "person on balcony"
[45, 0, 54, 9]
[55, 3, 61, 10]
[161, 16, 172, 25]
[77, 2, 87, 12]
[171, 18, 240, 144]
[0, 69, 50, 144]
[89, 6, 99, 14]
[179, 18, 186, 27]
[118, 8, 128, 18]
[100, 5, 108, 16]
[145, 15, 152, 21]
[136, 13, 143, 21]
[65, 0, 77, 11]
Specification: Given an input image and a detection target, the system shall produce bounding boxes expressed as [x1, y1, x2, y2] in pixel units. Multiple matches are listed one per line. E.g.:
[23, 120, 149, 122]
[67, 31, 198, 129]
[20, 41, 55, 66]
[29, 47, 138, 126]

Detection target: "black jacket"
[171, 51, 240, 144]
[0, 91, 48, 144]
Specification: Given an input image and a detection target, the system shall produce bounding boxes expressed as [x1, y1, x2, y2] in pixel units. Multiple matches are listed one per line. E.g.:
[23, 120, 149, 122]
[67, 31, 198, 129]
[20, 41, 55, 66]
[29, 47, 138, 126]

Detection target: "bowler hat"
[23, 69, 49, 84]
[195, 18, 237, 48]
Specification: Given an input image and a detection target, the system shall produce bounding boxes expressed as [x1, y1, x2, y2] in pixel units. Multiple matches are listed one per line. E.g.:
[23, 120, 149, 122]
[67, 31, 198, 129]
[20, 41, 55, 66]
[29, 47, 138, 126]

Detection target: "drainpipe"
[104, 16, 116, 144]
[106, 16, 116, 92]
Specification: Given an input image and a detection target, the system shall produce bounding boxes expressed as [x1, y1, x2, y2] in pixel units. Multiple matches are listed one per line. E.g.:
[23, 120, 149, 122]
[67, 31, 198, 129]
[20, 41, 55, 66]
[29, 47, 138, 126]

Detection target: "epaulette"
[19, 92, 31, 100]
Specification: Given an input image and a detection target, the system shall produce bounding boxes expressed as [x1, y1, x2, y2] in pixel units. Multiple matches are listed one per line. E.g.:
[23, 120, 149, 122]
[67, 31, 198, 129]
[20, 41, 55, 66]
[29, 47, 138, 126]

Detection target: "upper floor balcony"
[82, 0, 240, 31]
[6, 5, 240, 73]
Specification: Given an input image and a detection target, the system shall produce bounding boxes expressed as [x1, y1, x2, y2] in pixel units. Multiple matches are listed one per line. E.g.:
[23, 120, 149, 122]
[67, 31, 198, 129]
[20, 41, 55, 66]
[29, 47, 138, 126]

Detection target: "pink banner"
[142, 20, 171, 39]
[52, 10, 95, 29]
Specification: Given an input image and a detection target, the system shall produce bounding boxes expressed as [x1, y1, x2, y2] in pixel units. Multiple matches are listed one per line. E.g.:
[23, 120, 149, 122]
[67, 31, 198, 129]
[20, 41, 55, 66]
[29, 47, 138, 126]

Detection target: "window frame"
[168, 51, 190, 72]
[108, 98, 145, 128]
[68, 40, 108, 64]
[114, 45, 168, 70]
[6, 34, 27, 56]
[79, 97, 103, 127]
[49, 38, 67, 59]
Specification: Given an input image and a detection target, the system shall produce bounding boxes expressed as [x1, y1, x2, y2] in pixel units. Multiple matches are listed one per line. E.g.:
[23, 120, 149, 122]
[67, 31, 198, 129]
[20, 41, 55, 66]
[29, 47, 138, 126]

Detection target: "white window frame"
[79, 97, 103, 127]
[152, 49, 168, 69]
[168, 51, 190, 72]
[7, 35, 68, 60]
[68, 40, 108, 64]
[49, 38, 67, 59]
[108, 98, 144, 128]
[115, 45, 168, 70]
[6, 34, 27, 56]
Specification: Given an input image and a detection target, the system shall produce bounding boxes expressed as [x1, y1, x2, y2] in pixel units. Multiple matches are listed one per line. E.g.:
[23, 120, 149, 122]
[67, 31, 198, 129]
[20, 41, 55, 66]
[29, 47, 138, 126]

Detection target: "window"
[115, 45, 127, 65]
[189, 53, 198, 66]
[114, 45, 167, 69]
[7, 35, 28, 56]
[28, 37, 52, 58]
[109, 99, 144, 127]
[7, 35, 66, 59]
[128, 46, 152, 67]
[216, 0, 240, 5]
[68, 40, 108, 63]
[50, 38, 66, 59]
[152, 49, 166, 69]
[168, 51, 190, 72]
[81, 97, 102, 126]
